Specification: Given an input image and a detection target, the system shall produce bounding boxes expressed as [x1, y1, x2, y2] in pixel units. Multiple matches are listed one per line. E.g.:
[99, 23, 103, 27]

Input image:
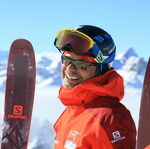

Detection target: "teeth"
[66, 75, 78, 80]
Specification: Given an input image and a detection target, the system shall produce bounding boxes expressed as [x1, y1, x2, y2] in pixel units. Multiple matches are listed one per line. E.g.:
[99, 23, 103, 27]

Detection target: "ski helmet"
[76, 25, 116, 75]
[54, 25, 116, 76]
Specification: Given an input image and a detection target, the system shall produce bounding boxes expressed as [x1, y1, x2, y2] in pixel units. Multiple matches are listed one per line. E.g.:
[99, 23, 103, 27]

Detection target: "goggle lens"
[55, 29, 95, 55]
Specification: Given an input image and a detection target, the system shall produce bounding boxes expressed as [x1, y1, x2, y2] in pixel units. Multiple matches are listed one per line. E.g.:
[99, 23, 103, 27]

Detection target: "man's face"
[61, 53, 97, 88]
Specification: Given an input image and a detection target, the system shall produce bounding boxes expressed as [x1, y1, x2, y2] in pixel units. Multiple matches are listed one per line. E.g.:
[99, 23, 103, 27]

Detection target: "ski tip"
[11, 39, 33, 49]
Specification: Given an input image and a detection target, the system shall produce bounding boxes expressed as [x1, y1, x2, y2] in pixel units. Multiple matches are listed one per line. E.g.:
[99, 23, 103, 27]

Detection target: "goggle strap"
[64, 51, 97, 63]
[103, 49, 116, 64]
[91, 44, 104, 63]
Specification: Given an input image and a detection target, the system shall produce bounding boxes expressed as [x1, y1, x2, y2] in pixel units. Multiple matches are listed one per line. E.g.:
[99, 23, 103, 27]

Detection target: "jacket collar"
[58, 68, 124, 106]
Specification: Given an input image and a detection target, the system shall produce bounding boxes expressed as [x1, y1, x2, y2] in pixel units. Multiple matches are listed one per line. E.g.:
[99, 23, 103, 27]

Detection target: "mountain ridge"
[0, 47, 148, 92]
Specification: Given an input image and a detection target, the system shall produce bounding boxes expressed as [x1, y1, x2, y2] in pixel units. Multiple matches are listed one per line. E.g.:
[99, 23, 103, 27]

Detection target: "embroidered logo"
[68, 130, 79, 141]
[64, 130, 79, 149]
[64, 140, 76, 149]
[111, 131, 126, 143]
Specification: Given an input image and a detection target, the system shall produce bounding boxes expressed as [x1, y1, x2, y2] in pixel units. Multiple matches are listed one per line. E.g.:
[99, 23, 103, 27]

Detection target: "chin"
[63, 81, 78, 89]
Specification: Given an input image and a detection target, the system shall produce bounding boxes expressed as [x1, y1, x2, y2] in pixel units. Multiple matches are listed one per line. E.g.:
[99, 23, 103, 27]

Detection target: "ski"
[1, 39, 36, 149]
[137, 57, 150, 149]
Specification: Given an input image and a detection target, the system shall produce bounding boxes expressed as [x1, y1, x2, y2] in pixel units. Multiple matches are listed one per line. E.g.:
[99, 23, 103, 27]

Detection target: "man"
[53, 25, 136, 149]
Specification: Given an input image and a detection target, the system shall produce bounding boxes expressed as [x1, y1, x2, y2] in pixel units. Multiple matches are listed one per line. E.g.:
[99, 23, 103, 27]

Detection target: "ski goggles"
[61, 55, 97, 69]
[54, 29, 96, 56]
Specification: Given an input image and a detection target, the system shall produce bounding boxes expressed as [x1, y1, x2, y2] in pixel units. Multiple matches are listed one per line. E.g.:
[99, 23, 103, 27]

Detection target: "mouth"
[63, 72, 82, 88]
[66, 74, 79, 81]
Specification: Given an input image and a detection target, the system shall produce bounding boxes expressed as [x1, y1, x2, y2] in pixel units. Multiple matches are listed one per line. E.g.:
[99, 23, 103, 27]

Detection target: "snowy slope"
[0, 48, 148, 148]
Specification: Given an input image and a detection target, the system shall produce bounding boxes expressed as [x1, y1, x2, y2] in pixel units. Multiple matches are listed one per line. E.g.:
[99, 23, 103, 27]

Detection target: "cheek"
[61, 65, 66, 78]
[81, 66, 97, 81]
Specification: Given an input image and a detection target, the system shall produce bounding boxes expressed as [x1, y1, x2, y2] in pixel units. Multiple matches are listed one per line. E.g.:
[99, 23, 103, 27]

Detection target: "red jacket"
[54, 69, 136, 149]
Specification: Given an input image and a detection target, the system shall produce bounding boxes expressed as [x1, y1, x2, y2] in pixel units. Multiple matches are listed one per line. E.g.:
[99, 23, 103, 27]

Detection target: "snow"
[28, 86, 65, 149]
[35, 52, 61, 62]
[0, 93, 4, 120]
[0, 93, 4, 145]
[121, 86, 142, 128]
[37, 78, 54, 87]
[33, 86, 65, 124]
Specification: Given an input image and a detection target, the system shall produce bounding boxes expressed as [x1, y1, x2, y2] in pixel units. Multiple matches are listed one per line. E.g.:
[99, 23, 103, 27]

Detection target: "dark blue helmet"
[76, 25, 116, 75]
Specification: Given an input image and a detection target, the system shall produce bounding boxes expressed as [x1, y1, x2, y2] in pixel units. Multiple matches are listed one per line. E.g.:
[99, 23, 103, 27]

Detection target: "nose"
[66, 62, 76, 70]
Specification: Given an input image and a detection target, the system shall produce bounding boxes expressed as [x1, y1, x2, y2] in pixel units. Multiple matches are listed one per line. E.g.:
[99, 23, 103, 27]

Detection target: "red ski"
[137, 57, 150, 149]
[1, 39, 36, 149]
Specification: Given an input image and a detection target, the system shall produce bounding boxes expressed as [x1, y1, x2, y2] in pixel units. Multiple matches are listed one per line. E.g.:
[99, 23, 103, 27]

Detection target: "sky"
[0, 0, 150, 60]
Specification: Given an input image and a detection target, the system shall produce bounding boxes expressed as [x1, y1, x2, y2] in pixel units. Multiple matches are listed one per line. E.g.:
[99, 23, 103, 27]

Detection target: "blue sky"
[0, 0, 150, 60]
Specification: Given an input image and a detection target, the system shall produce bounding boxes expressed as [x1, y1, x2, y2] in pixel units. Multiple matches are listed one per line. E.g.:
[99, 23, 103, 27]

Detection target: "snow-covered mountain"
[0, 47, 148, 148]
[0, 47, 147, 91]
[113, 47, 147, 88]
[0, 51, 62, 92]
[36, 52, 62, 87]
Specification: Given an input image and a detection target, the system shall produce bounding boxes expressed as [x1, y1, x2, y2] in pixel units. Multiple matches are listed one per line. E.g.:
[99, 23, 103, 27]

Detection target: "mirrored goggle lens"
[55, 30, 94, 54]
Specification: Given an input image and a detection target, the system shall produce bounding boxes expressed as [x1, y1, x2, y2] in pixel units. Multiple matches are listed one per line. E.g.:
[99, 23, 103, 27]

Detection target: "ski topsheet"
[137, 58, 150, 149]
[1, 39, 36, 149]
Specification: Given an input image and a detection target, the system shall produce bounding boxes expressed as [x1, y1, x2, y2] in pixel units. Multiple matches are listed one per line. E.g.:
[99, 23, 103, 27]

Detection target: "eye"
[74, 61, 88, 69]
[62, 56, 71, 65]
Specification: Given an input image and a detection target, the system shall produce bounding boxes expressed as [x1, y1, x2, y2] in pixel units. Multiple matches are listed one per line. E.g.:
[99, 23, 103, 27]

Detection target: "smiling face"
[61, 53, 97, 88]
